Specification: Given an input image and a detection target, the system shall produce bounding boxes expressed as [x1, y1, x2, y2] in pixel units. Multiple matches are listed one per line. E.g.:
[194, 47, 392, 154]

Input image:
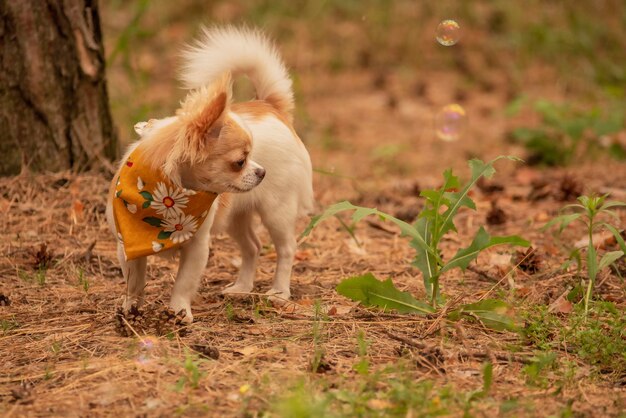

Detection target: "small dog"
[107, 27, 313, 322]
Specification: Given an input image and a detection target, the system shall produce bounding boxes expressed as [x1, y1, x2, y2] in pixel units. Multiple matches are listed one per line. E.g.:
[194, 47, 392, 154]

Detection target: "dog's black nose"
[255, 167, 266, 179]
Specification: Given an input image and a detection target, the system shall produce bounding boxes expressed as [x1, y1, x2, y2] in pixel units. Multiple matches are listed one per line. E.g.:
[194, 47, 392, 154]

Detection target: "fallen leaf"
[574, 231, 614, 249]
[367, 399, 394, 410]
[489, 253, 512, 267]
[548, 294, 573, 314]
[516, 287, 532, 297]
[235, 346, 257, 357]
[327, 304, 355, 316]
[346, 238, 367, 256]
[294, 250, 311, 261]
[71, 199, 85, 223]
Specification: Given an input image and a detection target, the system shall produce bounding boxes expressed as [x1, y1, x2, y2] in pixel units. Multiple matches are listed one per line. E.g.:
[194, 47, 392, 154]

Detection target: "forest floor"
[2, 1, 626, 417]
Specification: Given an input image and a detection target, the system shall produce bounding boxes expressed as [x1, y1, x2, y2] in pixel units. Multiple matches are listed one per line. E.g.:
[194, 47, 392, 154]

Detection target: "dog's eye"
[232, 159, 246, 171]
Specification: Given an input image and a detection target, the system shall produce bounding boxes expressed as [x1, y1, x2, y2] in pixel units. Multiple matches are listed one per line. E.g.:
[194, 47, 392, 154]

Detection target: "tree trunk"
[0, 0, 117, 175]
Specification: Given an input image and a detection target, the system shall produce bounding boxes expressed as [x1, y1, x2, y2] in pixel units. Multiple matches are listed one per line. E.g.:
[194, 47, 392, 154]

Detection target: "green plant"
[509, 99, 625, 166]
[543, 195, 626, 314]
[174, 352, 204, 391]
[310, 301, 326, 373]
[462, 362, 493, 414]
[224, 302, 235, 321]
[304, 157, 529, 309]
[1, 318, 19, 334]
[353, 331, 370, 376]
[522, 305, 561, 351]
[522, 302, 626, 379]
[77, 268, 89, 292]
[523, 352, 557, 387]
[567, 302, 626, 375]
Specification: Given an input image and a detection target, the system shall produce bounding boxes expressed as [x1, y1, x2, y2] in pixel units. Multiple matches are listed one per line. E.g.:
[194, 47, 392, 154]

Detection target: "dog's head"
[140, 74, 265, 194]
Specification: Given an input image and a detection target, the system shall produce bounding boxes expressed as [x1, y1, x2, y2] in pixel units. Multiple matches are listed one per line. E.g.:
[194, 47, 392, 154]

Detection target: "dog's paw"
[122, 296, 144, 312]
[169, 300, 193, 324]
[265, 288, 291, 305]
[221, 282, 253, 296]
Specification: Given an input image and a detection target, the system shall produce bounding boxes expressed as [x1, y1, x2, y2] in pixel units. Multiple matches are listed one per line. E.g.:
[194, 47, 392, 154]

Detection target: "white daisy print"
[137, 176, 144, 191]
[126, 203, 137, 214]
[162, 214, 198, 244]
[151, 182, 189, 218]
[152, 241, 164, 252]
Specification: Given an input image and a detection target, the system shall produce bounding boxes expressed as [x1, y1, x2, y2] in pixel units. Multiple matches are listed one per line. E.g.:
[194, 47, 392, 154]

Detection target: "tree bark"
[0, 0, 117, 175]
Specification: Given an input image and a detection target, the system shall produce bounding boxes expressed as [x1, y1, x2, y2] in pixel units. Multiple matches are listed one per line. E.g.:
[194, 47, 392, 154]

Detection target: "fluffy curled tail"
[180, 26, 294, 118]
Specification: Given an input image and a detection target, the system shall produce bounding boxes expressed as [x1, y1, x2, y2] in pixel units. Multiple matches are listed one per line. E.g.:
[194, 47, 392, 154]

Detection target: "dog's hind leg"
[118, 243, 147, 311]
[223, 211, 260, 295]
[260, 201, 297, 302]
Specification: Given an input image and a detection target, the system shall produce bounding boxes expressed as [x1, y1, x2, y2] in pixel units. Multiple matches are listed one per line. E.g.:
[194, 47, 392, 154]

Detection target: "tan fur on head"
[135, 72, 262, 194]
[176, 73, 232, 160]
[140, 74, 234, 184]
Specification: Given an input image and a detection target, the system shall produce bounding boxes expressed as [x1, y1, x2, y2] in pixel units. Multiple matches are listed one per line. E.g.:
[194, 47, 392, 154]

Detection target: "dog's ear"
[191, 91, 227, 139]
[179, 73, 232, 155]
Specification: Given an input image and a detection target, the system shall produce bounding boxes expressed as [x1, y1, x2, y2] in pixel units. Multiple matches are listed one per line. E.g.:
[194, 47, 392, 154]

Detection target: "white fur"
[214, 114, 313, 300]
[180, 26, 294, 114]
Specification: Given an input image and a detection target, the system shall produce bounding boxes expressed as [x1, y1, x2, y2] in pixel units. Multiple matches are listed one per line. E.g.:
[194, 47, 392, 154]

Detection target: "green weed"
[543, 194, 626, 314]
[509, 99, 625, 166]
[270, 362, 471, 417]
[522, 302, 626, 379]
[522, 305, 561, 351]
[353, 330, 370, 376]
[309, 304, 325, 373]
[523, 352, 557, 387]
[304, 157, 529, 313]
[1, 318, 19, 334]
[173, 352, 204, 391]
[17, 267, 47, 286]
[566, 302, 626, 375]
[224, 302, 235, 321]
[77, 267, 89, 292]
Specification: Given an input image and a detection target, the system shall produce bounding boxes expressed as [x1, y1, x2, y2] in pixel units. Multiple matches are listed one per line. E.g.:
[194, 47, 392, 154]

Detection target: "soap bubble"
[435, 104, 466, 142]
[136, 336, 159, 366]
[436, 20, 460, 46]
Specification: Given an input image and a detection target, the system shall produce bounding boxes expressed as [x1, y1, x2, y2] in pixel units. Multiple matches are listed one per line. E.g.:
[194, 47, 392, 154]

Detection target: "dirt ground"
[2, 1, 626, 417]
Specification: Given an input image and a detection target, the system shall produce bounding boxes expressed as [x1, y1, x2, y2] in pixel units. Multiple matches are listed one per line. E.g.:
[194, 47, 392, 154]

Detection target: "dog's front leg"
[118, 243, 148, 310]
[170, 236, 209, 323]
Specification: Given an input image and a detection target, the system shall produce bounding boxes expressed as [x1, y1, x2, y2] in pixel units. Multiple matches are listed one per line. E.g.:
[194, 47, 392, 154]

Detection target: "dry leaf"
[367, 399, 394, 410]
[548, 294, 573, 314]
[489, 253, 512, 267]
[294, 250, 311, 261]
[236, 346, 257, 357]
[574, 231, 614, 249]
[327, 304, 354, 316]
[535, 211, 549, 222]
[346, 238, 367, 256]
[71, 199, 85, 223]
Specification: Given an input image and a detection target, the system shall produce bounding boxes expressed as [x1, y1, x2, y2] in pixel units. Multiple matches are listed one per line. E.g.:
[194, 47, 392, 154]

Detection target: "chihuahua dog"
[107, 27, 313, 322]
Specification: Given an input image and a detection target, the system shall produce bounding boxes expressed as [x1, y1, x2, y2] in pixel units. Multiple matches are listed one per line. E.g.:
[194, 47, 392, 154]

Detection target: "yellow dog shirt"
[112, 146, 218, 260]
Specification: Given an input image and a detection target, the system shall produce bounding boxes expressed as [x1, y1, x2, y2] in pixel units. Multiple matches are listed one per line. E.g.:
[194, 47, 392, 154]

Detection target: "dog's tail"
[180, 26, 293, 118]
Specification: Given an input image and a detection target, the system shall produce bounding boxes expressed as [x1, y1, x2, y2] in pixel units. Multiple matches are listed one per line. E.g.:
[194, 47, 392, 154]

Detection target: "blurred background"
[102, 0, 626, 180]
